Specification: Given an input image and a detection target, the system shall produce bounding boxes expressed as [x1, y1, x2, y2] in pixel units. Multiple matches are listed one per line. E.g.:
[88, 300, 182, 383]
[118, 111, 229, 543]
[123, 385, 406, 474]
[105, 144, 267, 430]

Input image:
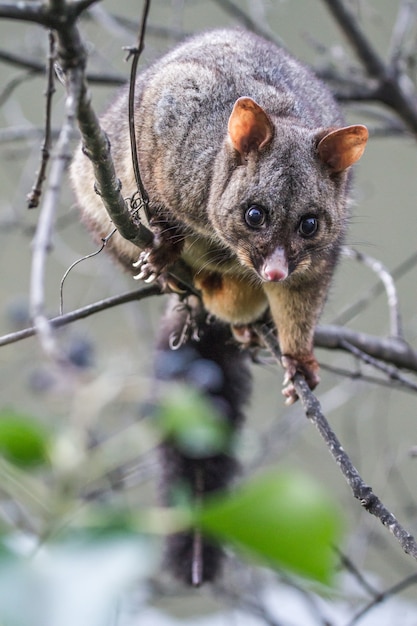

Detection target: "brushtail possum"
[70, 28, 368, 582]
[71, 28, 367, 402]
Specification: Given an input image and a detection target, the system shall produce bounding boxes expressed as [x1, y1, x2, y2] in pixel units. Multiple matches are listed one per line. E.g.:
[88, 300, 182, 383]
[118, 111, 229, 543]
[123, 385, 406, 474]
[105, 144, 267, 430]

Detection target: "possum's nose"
[261, 246, 288, 282]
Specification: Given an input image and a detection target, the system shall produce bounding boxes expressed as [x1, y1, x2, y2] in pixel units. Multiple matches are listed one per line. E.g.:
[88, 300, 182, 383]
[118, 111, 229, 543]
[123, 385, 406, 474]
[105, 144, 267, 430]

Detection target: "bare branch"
[340, 339, 417, 392]
[315, 325, 417, 372]
[334, 250, 417, 327]
[336, 548, 380, 598]
[295, 374, 417, 556]
[0, 285, 162, 348]
[44, 1, 154, 251]
[0, 48, 126, 85]
[210, 0, 283, 47]
[342, 247, 403, 338]
[0, 125, 75, 144]
[0, 2, 55, 27]
[255, 322, 417, 563]
[27, 30, 56, 209]
[321, 0, 387, 78]
[124, 0, 152, 223]
[2, 279, 416, 383]
[348, 571, 417, 625]
[29, 64, 81, 360]
[0, 69, 36, 106]
[322, 0, 417, 135]
[388, 0, 417, 69]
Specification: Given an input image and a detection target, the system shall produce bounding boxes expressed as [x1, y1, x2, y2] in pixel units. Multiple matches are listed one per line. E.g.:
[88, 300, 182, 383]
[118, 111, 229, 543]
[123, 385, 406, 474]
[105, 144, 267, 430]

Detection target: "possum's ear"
[228, 97, 274, 158]
[317, 125, 368, 173]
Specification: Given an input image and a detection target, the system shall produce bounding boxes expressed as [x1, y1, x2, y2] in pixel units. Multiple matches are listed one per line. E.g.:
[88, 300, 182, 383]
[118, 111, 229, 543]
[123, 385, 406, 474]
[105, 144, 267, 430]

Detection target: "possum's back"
[140, 29, 343, 131]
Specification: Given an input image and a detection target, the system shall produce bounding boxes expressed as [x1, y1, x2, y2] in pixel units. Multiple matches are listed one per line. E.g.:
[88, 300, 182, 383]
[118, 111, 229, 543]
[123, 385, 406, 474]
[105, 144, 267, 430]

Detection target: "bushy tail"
[154, 295, 251, 585]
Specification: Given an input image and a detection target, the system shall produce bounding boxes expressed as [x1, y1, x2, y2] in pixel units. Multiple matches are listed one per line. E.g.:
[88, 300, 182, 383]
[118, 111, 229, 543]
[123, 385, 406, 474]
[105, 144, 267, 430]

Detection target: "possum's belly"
[182, 235, 268, 325]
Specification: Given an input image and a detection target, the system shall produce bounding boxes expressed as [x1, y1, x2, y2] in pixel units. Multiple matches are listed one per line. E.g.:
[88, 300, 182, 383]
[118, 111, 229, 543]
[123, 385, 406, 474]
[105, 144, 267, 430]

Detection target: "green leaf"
[197, 468, 341, 584]
[155, 385, 229, 457]
[0, 410, 50, 468]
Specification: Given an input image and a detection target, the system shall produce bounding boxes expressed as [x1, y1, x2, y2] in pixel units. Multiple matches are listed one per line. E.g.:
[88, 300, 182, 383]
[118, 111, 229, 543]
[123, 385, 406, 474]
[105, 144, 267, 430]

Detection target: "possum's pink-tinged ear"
[228, 97, 274, 157]
[317, 124, 368, 173]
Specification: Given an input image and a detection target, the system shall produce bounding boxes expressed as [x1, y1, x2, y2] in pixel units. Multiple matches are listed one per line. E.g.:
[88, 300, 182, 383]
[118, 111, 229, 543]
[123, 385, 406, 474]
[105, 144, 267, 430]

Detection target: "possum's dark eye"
[299, 216, 318, 237]
[245, 205, 266, 228]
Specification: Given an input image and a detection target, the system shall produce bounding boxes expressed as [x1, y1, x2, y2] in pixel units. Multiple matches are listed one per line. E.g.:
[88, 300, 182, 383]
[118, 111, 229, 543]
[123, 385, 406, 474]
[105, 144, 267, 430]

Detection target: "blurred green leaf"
[155, 385, 229, 456]
[197, 468, 341, 584]
[0, 410, 50, 468]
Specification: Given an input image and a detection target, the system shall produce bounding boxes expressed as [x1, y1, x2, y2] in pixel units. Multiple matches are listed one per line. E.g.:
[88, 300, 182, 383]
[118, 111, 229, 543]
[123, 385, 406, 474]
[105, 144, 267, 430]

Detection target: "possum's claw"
[281, 353, 320, 404]
[132, 250, 151, 269]
[132, 222, 184, 285]
[133, 249, 156, 282]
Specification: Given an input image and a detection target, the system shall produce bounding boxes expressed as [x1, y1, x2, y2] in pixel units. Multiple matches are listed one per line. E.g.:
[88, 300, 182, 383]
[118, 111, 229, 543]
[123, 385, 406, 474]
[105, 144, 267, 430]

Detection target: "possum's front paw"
[281, 354, 320, 405]
[132, 223, 184, 285]
[133, 249, 160, 283]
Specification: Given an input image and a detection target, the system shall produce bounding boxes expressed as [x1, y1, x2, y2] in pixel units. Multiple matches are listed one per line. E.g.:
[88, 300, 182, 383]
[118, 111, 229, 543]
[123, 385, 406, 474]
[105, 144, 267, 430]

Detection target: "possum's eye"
[245, 205, 266, 228]
[298, 216, 318, 237]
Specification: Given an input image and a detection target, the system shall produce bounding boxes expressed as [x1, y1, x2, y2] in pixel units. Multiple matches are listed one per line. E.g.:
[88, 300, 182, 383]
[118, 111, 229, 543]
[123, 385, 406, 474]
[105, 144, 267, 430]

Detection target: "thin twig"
[340, 339, 417, 392]
[29, 63, 82, 361]
[59, 229, 116, 315]
[319, 361, 415, 393]
[315, 325, 417, 371]
[342, 247, 403, 338]
[0, 126, 69, 143]
[124, 0, 151, 222]
[335, 548, 380, 598]
[210, 0, 283, 47]
[0, 70, 36, 106]
[388, 0, 417, 69]
[0, 48, 125, 84]
[321, 0, 386, 78]
[347, 571, 417, 625]
[27, 30, 56, 209]
[334, 250, 417, 327]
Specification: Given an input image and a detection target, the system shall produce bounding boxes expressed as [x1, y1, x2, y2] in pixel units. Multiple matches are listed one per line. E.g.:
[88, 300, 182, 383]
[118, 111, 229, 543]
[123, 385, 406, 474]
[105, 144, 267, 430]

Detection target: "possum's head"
[208, 97, 368, 284]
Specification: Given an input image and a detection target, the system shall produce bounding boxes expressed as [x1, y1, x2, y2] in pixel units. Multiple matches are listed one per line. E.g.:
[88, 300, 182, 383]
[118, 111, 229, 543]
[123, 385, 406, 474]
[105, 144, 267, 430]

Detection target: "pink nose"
[261, 247, 288, 282]
[263, 266, 287, 281]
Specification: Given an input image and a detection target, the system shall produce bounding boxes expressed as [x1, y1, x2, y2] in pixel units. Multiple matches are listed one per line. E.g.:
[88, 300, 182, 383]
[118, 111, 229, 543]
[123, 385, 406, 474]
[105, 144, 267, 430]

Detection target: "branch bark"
[255, 323, 417, 564]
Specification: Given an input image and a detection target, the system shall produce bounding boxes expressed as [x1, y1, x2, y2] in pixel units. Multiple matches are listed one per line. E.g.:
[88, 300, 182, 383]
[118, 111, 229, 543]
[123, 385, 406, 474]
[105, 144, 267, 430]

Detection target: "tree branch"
[333, 250, 417, 327]
[0, 285, 162, 348]
[340, 339, 417, 392]
[321, 0, 387, 78]
[27, 30, 56, 209]
[255, 323, 417, 564]
[29, 62, 81, 360]
[295, 373, 417, 557]
[342, 247, 403, 338]
[321, 0, 417, 135]
[0, 2, 55, 27]
[315, 325, 417, 371]
[348, 571, 417, 625]
[0, 48, 125, 85]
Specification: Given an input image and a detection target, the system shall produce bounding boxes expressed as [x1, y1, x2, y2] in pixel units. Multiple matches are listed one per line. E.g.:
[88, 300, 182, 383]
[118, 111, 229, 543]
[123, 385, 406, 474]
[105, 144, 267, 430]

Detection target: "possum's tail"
[155, 294, 251, 585]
